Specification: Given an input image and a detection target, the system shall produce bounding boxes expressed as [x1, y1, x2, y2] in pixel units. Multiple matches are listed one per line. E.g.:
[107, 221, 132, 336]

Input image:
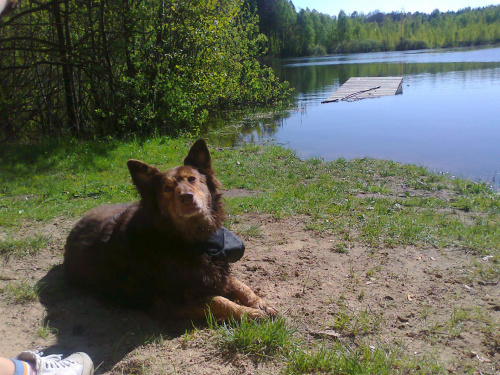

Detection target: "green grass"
[0, 137, 189, 226]
[212, 316, 296, 358]
[330, 306, 385, 337]
[1, 136, 498, 264]
[0, 236, 49, 260]
[38, 319, 58, 340]
[215, 146, 499, 258]
[239, 224, 264, 239]
[206, 315, 444, 374]
[285, 345, 401, 375]
[1, 279, 43, 304]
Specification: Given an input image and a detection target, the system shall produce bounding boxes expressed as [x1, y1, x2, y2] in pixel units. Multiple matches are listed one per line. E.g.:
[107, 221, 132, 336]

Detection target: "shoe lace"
[42, 354, 77, 369]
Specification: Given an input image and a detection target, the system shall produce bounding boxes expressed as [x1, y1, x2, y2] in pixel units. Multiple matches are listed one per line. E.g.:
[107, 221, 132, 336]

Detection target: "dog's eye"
[187, 176, 196, 183]
[164, 185, 173, 193]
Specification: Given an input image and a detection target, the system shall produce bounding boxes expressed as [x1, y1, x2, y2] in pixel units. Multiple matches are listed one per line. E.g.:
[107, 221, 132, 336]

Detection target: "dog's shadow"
[37, 265, 195, 373]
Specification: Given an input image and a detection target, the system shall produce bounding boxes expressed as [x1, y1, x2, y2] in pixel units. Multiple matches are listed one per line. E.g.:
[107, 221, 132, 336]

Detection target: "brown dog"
[64, 139, 277, 320]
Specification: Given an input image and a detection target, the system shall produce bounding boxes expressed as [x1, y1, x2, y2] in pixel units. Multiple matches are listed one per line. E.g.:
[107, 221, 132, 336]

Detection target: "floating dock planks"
[322, 76, 403, 103]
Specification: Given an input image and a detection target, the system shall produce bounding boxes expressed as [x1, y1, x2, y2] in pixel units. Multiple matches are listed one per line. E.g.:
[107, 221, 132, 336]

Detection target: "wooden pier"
[322, 76, 403, 103]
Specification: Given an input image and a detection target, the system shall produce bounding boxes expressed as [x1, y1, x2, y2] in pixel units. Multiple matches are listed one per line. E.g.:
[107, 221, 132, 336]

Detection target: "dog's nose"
[179, 192, 194, 204]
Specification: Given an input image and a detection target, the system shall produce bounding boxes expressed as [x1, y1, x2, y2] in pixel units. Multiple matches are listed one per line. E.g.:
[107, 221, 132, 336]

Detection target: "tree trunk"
[51, 0, 78, 136]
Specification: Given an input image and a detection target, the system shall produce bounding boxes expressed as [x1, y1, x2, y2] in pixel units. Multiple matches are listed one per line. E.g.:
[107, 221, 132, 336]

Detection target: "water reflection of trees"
[270, 61, 500, 97]
[204, 110, 292, 147]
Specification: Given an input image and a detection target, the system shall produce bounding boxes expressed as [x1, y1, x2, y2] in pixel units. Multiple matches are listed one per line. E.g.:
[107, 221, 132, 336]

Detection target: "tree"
[0, 0, 289, 140]
[337, 10, 350, 43]
[297, 9, 315, 55]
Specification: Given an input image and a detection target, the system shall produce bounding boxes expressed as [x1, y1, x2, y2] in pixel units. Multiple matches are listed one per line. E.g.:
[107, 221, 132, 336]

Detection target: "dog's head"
[127, 139, 223, 238]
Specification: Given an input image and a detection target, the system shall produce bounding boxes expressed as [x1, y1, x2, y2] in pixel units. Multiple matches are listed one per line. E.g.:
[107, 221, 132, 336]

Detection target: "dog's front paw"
[244, 307, 269, 320]
[254, 299, 279, 316]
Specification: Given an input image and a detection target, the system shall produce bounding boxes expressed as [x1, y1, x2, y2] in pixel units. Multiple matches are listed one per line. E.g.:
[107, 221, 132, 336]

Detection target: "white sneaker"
[17, 350, 94, 375]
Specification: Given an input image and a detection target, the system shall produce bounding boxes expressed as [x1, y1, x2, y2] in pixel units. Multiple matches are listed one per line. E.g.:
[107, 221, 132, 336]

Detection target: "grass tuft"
[207, 314, 443, 373]
[0, 236, 49, 260]
[285, 344, 400, 375]
[213, 315, 296, 358]
[38, 319, 58, 340]
[1, 279, 43, 304]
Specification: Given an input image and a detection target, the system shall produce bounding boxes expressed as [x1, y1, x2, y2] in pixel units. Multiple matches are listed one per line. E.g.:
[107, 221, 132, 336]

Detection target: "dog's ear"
[184, 139, 212, 172]
[127, 159, 161, 198]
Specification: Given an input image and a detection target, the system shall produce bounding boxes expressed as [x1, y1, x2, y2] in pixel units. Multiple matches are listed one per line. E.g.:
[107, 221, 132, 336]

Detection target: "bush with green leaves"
[0, 0, 289, 139]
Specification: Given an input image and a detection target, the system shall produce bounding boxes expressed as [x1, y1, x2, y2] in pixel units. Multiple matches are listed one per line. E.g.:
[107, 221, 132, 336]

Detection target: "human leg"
[0, 357, 16, 375]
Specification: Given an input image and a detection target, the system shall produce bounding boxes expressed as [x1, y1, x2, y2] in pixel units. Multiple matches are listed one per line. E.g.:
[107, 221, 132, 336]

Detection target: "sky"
[290, 0, 499, 16]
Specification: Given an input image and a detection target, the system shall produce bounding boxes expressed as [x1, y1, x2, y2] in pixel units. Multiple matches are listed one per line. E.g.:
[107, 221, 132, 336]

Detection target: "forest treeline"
[248, 0, 500, 57]
[0, 0, 289, 140]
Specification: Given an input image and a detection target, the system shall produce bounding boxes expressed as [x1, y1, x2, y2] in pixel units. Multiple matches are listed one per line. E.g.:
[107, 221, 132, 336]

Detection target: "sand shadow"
[37, 265, 195, 374]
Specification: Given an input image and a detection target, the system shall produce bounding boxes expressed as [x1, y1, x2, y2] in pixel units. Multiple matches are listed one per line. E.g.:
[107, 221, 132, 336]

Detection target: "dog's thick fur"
[64, 139, 277, 320]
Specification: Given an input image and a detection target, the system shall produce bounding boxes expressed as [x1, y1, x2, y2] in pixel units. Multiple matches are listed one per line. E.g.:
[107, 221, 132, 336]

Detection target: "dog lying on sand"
[64, 139, 277, 320]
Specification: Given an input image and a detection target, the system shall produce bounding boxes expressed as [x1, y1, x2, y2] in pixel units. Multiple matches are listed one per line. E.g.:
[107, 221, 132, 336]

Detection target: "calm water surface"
[216, 46, 500, 187]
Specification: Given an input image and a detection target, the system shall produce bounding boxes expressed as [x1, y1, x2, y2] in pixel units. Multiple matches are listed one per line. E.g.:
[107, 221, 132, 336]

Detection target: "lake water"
[215, 46, 500, 188]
